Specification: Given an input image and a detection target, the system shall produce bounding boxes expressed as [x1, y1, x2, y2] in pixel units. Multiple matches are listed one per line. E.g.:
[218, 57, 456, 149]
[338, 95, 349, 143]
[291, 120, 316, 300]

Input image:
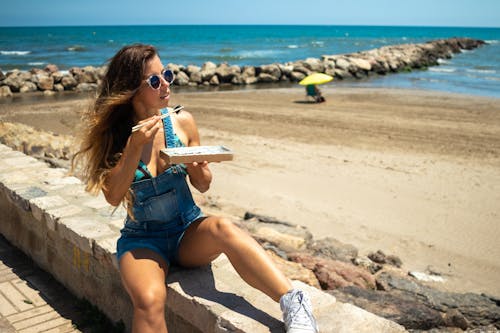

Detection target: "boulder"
[330, 286, 446, 330]
[189, 71, 203, 84]
[266, 250, 321, 289]
[302, 58, 325, 73]
[309, 237, 358, 263]
[260, 64, 281, 80]
[376, 272, 500, 328]
[174, 71, 190, 86]
[348, 57, 372, 71]
[288, 253, 376, 290]
[33, 73, 54, 91]
[61, 75, 78, 90]
[44, 64, 59, 73]
[19, 81, 38, 93]
[289, 71, 306, 82]
[0, 85, 13, 97]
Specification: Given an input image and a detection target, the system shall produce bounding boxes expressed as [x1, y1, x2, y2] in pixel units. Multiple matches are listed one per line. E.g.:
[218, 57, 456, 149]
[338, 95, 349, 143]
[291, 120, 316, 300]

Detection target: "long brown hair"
[72, 44, 158, 207]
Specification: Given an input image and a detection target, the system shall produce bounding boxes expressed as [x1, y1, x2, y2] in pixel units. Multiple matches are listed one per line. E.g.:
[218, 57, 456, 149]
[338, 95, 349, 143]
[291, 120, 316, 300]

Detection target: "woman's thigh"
[177, 216, 232, 267]
[119, 248, 168, 307]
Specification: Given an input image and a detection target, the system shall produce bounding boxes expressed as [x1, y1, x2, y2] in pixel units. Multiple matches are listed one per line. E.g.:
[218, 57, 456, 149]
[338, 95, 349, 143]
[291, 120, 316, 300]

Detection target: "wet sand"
[1, 86, 499, 297]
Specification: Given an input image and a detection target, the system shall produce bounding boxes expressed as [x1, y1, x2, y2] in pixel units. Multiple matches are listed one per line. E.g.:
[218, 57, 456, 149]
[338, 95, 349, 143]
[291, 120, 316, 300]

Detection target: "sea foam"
[0, 50, 31, 56]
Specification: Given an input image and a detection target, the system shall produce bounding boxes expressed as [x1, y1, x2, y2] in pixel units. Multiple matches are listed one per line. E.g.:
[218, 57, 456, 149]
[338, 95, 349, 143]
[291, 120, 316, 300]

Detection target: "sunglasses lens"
[163, 70, 174, 84]
[148, 75, 161, 89]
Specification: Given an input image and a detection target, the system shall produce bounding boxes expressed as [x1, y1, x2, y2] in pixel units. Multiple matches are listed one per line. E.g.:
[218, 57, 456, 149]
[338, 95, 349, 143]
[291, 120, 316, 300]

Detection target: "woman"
[72, 44, 318, 333]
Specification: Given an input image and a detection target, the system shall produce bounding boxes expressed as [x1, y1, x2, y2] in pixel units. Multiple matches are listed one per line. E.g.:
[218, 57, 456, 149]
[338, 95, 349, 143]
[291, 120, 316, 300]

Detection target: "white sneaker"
[280, 289, 319, 333]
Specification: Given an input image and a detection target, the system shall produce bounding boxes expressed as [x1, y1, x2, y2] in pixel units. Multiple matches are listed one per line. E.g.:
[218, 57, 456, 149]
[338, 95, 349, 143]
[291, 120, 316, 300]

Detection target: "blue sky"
[1, 0, 499, 27]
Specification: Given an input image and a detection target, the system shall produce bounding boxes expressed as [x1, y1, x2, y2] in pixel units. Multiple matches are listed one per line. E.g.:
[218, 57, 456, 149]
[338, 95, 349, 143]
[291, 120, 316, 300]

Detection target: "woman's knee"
[131, 284, 167, 313]
[211, 217, 241, 241]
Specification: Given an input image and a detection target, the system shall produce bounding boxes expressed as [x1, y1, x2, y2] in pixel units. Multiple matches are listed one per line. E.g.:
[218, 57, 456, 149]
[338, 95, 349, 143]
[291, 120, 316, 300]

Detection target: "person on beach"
[72, 43, 319, 333]
[305, 84, 325, 103]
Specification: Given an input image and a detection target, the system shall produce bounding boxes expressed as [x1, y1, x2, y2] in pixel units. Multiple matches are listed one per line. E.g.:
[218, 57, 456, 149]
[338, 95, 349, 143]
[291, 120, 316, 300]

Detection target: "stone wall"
[0, 38, 485, 97]
[0, 143, 407, 332]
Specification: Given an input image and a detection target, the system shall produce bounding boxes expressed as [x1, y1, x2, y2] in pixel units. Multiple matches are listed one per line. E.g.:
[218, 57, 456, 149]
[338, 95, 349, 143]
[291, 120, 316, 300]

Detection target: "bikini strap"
[161, 108, 176, 148]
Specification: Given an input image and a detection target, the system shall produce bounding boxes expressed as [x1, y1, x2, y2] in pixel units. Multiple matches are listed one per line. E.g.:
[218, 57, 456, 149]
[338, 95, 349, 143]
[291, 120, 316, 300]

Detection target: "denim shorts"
[116, 169, 204, 266]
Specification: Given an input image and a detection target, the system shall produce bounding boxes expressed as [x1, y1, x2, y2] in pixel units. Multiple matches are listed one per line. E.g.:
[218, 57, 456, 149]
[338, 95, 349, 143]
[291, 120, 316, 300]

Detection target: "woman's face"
[132, 55, 171, 118]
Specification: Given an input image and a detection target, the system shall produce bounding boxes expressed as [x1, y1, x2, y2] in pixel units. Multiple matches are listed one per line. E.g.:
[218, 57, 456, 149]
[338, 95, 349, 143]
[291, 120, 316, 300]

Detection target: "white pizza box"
[160, 145, 234, 164]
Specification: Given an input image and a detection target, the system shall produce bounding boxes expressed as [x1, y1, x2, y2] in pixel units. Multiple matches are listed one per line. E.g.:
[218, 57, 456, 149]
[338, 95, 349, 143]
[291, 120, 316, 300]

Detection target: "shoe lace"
[285, 291, 317, 330]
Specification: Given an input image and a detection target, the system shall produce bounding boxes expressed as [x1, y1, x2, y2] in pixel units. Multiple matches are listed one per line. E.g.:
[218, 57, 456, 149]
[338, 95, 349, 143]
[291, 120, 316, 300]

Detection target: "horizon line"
[1, 23, 500, 29]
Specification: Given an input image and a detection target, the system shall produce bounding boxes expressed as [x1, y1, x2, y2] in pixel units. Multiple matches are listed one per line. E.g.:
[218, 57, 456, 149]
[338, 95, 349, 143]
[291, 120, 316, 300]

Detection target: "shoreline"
[1, 86, 499, 299]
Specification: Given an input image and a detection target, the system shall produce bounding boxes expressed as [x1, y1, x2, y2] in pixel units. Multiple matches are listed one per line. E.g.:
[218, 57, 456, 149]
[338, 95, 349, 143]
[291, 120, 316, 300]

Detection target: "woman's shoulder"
[173, 108, 197, 129]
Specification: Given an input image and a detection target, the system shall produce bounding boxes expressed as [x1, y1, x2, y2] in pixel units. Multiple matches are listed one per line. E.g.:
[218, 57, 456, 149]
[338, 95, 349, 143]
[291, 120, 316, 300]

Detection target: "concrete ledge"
[0, 143, 407, 332]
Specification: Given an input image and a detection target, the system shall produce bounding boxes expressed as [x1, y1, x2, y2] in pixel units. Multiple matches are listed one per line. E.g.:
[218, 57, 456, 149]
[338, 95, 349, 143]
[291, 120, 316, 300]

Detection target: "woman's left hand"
[186, 160, 212, 193]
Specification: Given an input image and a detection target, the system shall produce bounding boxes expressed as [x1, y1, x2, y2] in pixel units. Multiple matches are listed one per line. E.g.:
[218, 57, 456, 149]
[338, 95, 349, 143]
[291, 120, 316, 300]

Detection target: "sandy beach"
[1, 86, 499, 298]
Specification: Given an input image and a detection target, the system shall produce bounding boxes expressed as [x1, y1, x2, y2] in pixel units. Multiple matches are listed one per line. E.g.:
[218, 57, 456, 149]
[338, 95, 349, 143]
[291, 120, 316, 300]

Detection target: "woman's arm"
[176, 111, 213, 193]
[102, 116, 161, 206]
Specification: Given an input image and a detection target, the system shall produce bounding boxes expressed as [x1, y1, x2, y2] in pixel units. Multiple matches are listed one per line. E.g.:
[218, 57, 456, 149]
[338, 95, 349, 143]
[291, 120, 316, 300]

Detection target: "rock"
[33, 73, 54, 91]
[368, 250, 403, 268]
[259, 64, 281, 80]
[330, 285, 446, 329]
[2, 72, 24, 92]
[19, 81, 38, 93]
[174, 71, 190, 86]
[209, 75, 219, 85]
[348, 57, 372, 71]
[335, 57, 351, 71]
[302, 58, 325, 73]
[308, 237, 358, 263]
[44, 64, 59, 73]
[185, 65, 201, 76]
[292, 63, 311, 75]
[258, 73, 279, 83]
[201, 61, 217, 71]
[266, 250, 321, 289]
[0, 85, 13, 97]
[376, 272, 500, 328]
[166, 63, 183, 74]
[0, 122, 74, 161]
[0, 69, 5, 81]
[215, 63, 239, 83]
[76, 83, 97, 92]
[288, 253, 376, 290]
[353, 256, 383, 274]
[289, 71, 306, 81]
[61, 75, 78, 90]
[189, 71, 203, 84]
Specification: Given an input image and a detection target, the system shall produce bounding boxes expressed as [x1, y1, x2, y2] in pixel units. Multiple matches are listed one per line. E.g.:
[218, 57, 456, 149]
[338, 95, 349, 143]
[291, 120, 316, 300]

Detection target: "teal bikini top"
[134, 108, 187, 182]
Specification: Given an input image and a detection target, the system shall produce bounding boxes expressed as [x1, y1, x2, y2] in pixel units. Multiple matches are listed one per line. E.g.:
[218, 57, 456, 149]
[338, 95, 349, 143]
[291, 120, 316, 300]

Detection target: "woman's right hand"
[130, 115, 162, 146]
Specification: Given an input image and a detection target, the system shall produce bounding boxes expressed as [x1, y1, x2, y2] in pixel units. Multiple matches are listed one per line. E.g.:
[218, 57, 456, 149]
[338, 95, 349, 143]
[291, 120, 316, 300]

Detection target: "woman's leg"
[178, 216, 292, 302]
[119, 249, 169, 333]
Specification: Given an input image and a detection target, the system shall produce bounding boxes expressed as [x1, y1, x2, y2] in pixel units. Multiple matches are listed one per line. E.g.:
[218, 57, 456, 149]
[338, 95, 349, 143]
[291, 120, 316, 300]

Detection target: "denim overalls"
[116, 108, 205, 266]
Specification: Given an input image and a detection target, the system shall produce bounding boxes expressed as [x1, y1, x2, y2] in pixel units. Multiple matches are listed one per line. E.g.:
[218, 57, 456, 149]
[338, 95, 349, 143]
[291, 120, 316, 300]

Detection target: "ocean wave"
[485, 40, 499, 44]
[236, 50, 282, 58]
[311, 41, 324, 47]
[428, 67, 457, 73]
[287, 45, 299, 49]
[466, 68, 496, 74]
[0, 50, 31, 56]
[437, 59, 450, 65]
[28, 62, 46, 66]
[67, 45, 86, 52]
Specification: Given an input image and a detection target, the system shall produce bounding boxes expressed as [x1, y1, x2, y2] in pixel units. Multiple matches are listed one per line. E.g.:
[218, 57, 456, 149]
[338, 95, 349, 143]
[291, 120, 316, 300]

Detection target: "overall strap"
[161, 108, 176, 148]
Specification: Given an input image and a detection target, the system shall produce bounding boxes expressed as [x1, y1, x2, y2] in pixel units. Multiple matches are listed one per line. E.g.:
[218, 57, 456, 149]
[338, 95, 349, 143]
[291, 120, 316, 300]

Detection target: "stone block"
[30, 195, 69, 221]
[58, 216, 115, 253]
[44, 205, 83, 231]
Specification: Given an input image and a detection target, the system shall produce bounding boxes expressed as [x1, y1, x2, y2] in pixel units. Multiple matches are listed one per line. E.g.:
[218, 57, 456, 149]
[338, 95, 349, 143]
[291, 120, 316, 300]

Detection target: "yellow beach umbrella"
[299, 72, 333, 86]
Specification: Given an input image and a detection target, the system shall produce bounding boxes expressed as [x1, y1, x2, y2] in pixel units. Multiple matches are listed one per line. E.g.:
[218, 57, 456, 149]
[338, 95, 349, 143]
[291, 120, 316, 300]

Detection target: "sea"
[0, 25, 499, 98]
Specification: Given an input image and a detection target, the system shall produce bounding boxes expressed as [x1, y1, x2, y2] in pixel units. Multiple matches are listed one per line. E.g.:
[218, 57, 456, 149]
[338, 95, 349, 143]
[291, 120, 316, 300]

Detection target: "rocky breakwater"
[238, 213, 500, 332]
[0, 37, 486, 97]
